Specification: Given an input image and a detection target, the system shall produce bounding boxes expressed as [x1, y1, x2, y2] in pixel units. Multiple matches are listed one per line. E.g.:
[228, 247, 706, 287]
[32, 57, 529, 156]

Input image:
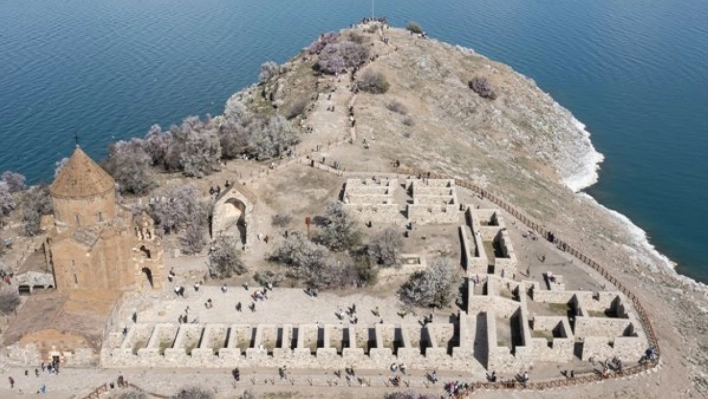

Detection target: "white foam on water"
[562, 119, 605, 193]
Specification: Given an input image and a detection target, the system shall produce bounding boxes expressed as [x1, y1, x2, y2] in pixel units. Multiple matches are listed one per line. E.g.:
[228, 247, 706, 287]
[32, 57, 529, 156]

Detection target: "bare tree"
[142, 124, 173, 168]
[314, 202, 362, 252]
[21, 184, 53, 237]
[181, 223, 206, 255]
[1, 171, 26, 192]
[270, 232, 357, 288]
[399, 257, 457, 308]
[368, 227, 404, 267]
[171, 386, 214, 399]
[258, 61, 280, 83]
[208, 236, 247, 279]
[105, 139, 158, 196]
[248, 115, 299, 160]
[0, 289, 21, 315]
[164, 116, 222, 177]
[149, 183, 207, 235]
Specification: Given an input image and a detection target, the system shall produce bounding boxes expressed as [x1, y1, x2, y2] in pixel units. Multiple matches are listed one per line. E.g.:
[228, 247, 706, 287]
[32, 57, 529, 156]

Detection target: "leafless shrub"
[406, 21, 424, 34]
[105, 139, 158, 196]
[285, 99, 308, 120]
[358, 71, 389, 94]
[386, 100, 408, 115]
[181, 223, 206, 255]
[240, 390, 258, 399]
[208, 235, 247, 279]
[21, 185, 52, 236]
[271, 212, 292, 228]
[313, 202, 362, 252]
[468, 76, 497, 100]
[254, 269, 284, 287]
[1, 171, 26, 193]
[402, 116, 415, 127]
[171, 386, 214, 399]
[384, 392, 437, 399]
[270, 232, 357, 288]
[149, 183, 208, 235]
[0, 289, 21, 315]
[367, 227, 404, 267]
[399, 257, 457, 308]
[258, 61, 280, 83]
[117, 389, 148, 399]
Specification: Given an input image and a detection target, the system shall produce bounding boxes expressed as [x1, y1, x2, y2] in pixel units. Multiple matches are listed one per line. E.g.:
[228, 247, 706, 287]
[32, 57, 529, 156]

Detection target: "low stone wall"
[529, 316, 574, 363]
[414, 195, 454, 205]
[574, 316, 636, 338]
[344, 194, 393, 204]
[343, 204, 401, 224]
[407, 204, 459, 224]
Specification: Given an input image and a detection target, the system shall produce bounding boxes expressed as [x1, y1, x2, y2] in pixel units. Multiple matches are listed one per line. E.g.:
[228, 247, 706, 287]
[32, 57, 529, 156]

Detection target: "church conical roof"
[50, 146, 115, 198]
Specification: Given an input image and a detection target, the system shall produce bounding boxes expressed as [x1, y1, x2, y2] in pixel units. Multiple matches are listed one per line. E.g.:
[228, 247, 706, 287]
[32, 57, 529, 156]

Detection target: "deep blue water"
[1, 0, 707, 280]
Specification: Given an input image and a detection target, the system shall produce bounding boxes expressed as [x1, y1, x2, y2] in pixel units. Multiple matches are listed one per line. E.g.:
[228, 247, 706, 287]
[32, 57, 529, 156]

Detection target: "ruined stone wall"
[343, 204, 402, 224]
[407, 205, 459, 224]
[100, 322, 486, 372]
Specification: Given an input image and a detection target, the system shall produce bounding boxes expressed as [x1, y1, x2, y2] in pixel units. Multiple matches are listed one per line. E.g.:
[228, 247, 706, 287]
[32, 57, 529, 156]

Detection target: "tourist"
[9, 376, 14, 388]
[431, 370, 438, 384]
[132, 312, 137, 323]
[236, 302, 242, 312]
[233, 368, 240, 381]
[34, 368, 39, 377]
[336, 309, 345, 320]
[399, 363, 407, 375]
[122, 327, 128, 337]
[250, 302, 256, 312]
[194, 282, 200, 292]
[168, 268, 175, 282]
[390, 363, 398, 373]
[221, 284, 228, 293]
[40, 384, 46, 394]
[243, 282, 249, 291]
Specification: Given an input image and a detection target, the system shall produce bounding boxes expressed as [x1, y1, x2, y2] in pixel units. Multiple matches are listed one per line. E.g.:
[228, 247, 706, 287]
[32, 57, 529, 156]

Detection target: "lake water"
[1, 0, 707, 280]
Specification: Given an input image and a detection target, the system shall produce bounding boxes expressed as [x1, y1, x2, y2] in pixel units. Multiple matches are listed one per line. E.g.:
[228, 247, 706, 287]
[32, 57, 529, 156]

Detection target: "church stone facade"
[44, 146, 164, 292]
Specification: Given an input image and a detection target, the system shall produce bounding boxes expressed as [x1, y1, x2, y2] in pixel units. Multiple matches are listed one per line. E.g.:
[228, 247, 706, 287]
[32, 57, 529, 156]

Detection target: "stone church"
[44, 146, 164, 291]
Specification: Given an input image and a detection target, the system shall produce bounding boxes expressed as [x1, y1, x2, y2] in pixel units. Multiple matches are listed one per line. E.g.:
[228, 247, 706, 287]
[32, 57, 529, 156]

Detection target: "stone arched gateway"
[212, 185, 255, 248]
